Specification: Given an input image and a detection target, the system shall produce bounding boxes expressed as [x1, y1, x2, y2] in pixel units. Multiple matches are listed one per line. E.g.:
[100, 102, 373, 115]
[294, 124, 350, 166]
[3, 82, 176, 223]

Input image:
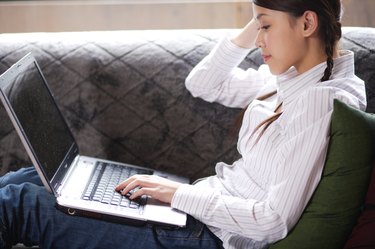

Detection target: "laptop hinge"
[55, 155, 80, 197]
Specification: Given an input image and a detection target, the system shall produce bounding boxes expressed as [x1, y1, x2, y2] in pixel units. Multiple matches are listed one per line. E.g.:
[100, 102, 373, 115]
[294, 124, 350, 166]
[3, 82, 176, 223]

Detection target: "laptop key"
[101, 198, 111, 204]
[120, 198, 130, 207]
[129, 202, 139, 209]
[92, 196, 102, 202]
[110, 199, 120, 206]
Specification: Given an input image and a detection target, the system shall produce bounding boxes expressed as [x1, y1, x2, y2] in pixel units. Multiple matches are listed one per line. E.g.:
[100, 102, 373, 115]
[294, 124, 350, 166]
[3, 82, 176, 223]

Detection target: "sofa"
[0, 27, 374, 248]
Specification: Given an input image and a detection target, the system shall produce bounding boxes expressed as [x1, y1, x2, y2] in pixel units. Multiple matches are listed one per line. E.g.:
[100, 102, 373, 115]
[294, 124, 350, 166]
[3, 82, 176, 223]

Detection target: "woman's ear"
[302, 11, 319, 37]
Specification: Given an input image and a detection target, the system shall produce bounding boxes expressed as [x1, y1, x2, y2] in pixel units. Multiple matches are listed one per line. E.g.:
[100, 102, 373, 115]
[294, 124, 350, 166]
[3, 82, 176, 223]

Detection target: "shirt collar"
[275, 50, 355, 107]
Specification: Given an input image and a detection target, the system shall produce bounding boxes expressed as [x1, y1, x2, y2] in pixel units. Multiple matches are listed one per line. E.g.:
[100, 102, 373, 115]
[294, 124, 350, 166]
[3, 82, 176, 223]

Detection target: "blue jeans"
[0, 167, 223, 249]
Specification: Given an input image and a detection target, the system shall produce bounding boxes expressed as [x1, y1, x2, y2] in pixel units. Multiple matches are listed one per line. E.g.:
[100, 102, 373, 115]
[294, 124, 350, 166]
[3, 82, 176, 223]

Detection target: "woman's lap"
[0, 167, 43, 187]
[0, 167, 222, 249]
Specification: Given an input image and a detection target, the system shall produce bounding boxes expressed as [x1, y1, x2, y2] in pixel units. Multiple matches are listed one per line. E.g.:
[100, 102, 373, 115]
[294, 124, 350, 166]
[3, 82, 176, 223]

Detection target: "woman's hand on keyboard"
[115, 175, 183, 204]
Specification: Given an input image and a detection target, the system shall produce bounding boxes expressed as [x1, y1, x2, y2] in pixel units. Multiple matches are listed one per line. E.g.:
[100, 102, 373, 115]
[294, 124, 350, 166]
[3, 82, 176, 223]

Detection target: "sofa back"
[0, 28, 374, 180]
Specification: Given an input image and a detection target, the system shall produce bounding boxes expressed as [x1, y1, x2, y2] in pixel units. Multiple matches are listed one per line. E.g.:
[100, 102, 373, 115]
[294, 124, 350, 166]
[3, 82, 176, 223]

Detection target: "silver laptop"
[0, 53, 188, 227]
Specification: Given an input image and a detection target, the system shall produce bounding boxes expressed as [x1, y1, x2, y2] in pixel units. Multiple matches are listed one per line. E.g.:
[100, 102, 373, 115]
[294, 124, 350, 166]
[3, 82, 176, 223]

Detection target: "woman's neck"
[295, 39, 339, 74]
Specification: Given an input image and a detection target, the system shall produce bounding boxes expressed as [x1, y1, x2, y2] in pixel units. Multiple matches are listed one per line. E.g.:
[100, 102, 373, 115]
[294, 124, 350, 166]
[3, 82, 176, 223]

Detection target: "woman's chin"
[268, 67, 289, 76]
[267, 61, 294, 75]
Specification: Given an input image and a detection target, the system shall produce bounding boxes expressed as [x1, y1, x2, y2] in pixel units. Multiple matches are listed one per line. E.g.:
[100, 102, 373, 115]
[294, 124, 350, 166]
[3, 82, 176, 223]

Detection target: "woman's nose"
[255, 32, 264, 48]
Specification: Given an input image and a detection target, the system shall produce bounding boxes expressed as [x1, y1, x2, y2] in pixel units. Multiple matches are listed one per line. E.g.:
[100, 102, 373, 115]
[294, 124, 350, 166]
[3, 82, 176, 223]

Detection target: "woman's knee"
[0, 167, 42, 188]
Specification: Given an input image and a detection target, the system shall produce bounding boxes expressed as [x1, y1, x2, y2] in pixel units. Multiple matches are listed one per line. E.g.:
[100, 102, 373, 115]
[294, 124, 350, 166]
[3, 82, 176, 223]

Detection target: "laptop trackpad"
[144, 197, 186, 226]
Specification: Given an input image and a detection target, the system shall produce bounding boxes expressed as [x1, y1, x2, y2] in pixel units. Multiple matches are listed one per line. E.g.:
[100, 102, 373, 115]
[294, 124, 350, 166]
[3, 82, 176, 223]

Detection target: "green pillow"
[269, 99, 375, 249]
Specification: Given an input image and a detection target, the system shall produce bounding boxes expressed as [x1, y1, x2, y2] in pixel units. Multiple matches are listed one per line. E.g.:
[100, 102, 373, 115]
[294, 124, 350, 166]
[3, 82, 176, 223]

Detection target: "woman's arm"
[185, 20, 270, 108]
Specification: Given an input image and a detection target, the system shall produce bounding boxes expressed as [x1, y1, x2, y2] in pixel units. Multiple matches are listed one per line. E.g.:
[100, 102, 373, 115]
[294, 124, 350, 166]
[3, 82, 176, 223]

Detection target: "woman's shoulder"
[313, 76, 366, 111]
[280, 78, 366, 128]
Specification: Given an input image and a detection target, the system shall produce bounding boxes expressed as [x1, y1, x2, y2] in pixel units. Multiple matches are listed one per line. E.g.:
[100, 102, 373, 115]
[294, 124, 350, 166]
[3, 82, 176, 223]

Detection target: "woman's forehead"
[253, 5, 291, 21]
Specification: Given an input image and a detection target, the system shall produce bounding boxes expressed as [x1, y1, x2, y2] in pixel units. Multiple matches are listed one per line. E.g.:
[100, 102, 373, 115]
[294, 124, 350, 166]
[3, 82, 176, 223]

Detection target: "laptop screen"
[1, 57, 75, 182]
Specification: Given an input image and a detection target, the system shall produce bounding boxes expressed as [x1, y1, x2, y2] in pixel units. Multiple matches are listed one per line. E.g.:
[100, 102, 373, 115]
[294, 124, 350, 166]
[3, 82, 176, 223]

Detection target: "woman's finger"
[129, 187, 154, 199]
[115, 175, 150, 192]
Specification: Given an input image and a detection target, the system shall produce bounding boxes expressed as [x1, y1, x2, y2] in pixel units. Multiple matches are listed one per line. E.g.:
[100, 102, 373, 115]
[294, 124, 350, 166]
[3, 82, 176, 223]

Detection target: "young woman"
[0, 0, 366, 248]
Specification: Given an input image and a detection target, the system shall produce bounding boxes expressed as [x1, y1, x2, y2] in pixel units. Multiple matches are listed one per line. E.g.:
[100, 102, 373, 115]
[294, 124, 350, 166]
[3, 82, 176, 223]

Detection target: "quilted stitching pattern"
[0, 28, 374, 181]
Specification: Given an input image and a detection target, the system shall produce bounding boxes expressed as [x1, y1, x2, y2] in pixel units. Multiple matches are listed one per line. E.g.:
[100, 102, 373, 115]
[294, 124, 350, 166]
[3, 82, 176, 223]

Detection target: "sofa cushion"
[269, 99, 375, 249]
[344, 161, 375, 249]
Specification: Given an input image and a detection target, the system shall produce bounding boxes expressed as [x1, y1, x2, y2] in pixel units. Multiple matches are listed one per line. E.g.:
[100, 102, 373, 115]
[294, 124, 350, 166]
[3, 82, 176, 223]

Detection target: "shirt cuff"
[171, 184, 217, 219]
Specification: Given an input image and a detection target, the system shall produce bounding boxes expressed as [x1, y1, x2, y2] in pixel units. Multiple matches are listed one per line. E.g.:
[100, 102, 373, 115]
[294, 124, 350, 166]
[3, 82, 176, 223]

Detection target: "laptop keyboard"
[81, 162, 153, 213]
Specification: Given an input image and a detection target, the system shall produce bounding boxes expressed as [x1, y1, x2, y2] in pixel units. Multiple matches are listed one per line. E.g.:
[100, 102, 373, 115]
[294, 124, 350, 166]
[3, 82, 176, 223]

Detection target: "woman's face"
[252, 4, 308, 75]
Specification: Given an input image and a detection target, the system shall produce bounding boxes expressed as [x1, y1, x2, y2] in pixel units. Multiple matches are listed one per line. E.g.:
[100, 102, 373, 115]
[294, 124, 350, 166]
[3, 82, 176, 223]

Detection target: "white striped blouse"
[171, 37, 367, 249]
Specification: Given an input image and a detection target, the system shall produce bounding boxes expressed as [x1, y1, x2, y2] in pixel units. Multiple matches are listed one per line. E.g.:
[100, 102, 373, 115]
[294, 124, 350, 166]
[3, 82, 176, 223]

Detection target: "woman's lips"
[262, 55, 271, 63]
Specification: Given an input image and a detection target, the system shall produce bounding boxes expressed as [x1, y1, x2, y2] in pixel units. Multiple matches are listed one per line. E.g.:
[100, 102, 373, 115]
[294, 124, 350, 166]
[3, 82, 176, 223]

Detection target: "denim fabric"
[0, 167, 223, 249]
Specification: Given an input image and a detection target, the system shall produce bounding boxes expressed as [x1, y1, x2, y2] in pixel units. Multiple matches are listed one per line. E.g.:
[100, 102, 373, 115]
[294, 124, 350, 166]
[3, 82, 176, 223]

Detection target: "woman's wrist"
[231, 19, 258, 49]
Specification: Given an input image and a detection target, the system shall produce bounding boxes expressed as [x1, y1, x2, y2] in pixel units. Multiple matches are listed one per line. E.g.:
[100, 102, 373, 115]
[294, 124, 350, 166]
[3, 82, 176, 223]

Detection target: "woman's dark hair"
[253, 0, 343, 81]
[231, 1, 343, 141]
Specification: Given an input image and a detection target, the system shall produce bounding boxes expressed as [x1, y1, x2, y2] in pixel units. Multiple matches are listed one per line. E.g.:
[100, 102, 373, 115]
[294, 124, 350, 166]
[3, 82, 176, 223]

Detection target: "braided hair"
[319, 1, 342, 81]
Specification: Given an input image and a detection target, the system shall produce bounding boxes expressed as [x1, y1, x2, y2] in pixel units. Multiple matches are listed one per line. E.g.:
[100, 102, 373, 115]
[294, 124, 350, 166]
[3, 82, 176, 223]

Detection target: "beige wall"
[0, 0, 373, 33]
[341, 0, 375, 27]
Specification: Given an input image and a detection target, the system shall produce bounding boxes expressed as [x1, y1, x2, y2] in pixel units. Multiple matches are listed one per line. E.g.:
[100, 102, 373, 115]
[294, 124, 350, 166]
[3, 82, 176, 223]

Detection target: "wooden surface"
[0, 0, 373, 34]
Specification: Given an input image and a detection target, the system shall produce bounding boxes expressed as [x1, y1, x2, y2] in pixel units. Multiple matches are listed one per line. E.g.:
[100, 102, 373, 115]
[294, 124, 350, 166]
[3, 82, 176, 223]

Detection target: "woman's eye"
[256, 24, 270, 31]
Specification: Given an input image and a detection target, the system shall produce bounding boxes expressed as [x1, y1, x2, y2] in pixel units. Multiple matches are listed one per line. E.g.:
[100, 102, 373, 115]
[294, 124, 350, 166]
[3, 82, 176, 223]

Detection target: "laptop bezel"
[0, 53, 80, 196]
